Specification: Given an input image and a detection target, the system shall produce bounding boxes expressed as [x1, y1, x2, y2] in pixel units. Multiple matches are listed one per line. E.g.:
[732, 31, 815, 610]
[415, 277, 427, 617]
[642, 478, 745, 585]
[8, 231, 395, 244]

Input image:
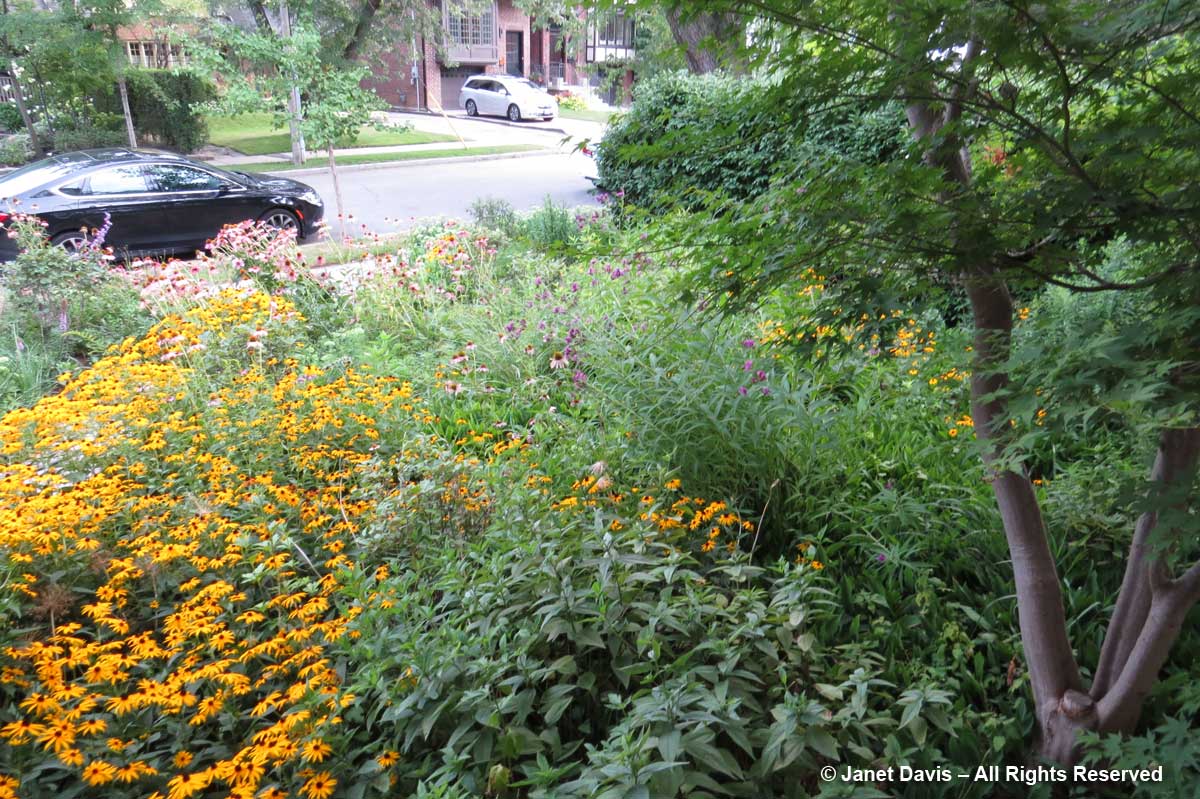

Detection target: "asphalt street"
[293, 151, 599, 238]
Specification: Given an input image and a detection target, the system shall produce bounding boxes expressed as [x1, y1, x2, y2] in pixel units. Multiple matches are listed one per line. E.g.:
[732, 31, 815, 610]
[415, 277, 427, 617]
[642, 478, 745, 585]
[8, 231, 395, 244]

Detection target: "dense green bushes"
[596, 72, 799, 210]
[103, 69, 216, 152]
[595, 72, 907, 211]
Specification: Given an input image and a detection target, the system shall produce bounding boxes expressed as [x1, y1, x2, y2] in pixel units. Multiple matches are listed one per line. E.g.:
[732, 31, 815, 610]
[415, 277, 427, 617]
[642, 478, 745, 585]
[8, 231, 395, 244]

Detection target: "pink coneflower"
[549, 352, 569, 369]
[444, 380, 464, 395]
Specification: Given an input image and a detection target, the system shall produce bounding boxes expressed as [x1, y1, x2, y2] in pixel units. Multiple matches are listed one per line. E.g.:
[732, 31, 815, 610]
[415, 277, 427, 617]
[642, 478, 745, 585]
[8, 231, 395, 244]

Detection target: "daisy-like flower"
[549, 351, 569, 369]
[301, 771, 337, 799]
[301, 739, 332, 763]
[81, 759, 118, 786]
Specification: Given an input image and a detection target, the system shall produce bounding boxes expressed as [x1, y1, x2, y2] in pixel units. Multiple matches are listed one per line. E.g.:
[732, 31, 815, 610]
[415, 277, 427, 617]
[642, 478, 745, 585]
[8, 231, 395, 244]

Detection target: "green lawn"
[232, 144, 544, 173]
[558, 108, 616, 123]
[208, 113, 458, 155]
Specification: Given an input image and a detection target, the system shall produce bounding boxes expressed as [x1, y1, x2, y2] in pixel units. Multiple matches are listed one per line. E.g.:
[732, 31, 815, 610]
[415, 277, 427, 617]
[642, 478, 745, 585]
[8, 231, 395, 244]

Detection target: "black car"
[0, 148, 324, 261]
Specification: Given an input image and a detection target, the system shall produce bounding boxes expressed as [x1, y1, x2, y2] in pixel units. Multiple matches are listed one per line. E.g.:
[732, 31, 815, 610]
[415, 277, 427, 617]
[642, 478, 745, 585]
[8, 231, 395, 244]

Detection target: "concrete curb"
[226, 148, 564, 177]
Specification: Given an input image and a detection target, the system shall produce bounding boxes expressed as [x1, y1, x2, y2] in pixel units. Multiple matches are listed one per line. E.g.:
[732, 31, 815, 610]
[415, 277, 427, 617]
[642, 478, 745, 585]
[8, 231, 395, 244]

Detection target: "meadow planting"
[0, 207, 1193, 799]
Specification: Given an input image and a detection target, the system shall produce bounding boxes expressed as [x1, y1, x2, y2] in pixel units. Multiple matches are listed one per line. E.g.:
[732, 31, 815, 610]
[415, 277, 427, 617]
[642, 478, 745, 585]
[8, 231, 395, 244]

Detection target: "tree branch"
[342, 0, 382, 63]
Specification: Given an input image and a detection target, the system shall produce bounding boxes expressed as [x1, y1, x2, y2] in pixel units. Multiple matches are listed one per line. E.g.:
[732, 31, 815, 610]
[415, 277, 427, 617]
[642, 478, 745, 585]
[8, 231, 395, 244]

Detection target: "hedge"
[595, 71, 907, 211]
[97, 70, 216, 153]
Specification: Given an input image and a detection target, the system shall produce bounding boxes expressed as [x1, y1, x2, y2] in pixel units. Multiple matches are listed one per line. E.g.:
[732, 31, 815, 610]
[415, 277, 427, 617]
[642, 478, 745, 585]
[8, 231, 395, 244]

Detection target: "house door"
[505, 31, 523, 76]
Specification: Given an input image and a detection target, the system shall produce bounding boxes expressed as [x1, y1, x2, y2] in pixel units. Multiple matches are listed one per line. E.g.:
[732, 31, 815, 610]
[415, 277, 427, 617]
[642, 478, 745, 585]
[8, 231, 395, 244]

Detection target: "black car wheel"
[50, 230, 89, 252]
[507, 104, 521, 122]
[466, 100, 478, 117]
[259, 209, 300, 234]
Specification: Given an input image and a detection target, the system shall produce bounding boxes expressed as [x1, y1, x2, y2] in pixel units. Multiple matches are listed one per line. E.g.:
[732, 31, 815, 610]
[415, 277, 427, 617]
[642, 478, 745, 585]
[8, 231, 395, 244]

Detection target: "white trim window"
[126, 41, 188, 68]
[446, 3, 495, 47]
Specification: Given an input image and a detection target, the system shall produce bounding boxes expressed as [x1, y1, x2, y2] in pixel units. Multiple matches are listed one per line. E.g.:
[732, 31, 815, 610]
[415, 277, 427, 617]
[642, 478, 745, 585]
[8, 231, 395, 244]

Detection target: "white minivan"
[459, 75, 558, 122]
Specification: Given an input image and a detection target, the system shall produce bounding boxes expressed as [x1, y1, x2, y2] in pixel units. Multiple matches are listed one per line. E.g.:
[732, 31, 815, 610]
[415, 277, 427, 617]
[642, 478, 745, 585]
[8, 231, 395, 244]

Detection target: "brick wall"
[363, 0, 539, 111]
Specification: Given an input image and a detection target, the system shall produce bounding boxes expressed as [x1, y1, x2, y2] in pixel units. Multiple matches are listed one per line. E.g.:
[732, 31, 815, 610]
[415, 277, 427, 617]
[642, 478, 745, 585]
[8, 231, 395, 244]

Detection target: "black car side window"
[148, 165, 222, 192]
[85, 167, 151, 195]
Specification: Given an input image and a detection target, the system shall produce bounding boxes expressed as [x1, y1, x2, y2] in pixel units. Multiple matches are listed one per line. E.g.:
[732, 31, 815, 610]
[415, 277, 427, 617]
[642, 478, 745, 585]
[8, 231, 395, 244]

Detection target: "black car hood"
[235, 172, 311, 195]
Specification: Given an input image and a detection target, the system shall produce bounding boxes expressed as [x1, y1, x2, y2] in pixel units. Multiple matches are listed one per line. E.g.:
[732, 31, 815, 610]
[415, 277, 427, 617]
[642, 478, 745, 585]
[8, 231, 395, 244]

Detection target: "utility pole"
[279, 0, 306, 166]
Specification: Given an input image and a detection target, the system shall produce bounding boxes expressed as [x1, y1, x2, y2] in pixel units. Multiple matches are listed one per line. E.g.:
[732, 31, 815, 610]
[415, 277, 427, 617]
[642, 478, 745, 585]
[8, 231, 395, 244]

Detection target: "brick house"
[365, 2, 636, 112]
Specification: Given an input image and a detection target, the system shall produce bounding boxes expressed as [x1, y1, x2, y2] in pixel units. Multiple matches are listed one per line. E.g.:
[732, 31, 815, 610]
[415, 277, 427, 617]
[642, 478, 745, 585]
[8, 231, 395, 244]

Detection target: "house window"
[126, 40, 188, 68]
[586, 11, 635, 61]
[446, 2, 495, 47]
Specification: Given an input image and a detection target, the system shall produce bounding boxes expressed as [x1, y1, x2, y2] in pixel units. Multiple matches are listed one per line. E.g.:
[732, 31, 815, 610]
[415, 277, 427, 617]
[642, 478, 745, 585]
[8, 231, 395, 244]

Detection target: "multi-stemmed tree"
[625, 0, 1200, 764]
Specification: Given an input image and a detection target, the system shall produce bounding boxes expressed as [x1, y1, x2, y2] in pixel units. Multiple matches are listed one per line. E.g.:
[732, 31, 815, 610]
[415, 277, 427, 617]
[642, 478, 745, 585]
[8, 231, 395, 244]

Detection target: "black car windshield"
[0, 154, 92, 198]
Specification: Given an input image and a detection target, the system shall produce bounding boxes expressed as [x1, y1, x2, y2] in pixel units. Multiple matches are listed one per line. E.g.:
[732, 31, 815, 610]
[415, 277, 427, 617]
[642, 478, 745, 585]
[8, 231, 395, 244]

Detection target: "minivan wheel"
[465, 100, 478, 117]
[507, 104, 521, 122]
[50, 230, 89, 252]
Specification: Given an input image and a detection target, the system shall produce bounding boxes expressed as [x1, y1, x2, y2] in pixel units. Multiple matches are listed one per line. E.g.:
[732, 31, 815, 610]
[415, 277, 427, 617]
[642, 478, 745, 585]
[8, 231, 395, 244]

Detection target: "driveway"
[302, 151, 598, 237]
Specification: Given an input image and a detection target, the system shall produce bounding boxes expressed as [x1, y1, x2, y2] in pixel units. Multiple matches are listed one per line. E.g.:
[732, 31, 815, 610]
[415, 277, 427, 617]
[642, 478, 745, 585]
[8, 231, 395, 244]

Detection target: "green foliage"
[2, 216, 106, 334]
[596, 71, 798, 210]
[45, 118, 127, 152]
[524, 196, 577, 251]
[197, 21, 386, 156]
[556, 92, 587, 112]
[122, 69, 217, 152]
[0, 104, 22, 133]
[0, 134, 32, 166]
[469, 196, 522, 240]
[0, 215, 152, 408]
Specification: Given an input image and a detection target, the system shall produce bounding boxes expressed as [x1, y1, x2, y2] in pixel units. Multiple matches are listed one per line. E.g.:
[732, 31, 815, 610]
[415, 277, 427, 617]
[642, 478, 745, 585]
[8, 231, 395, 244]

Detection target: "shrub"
[0, 133, 31, 166]
[557, 91, 587, 112]
[596, 72, 907, 212]
[524, 196, 576, 251]
[596, 71, 800, 210]
[49, 123, 127, 152]
[468, 196, 521, 239]
[100, 69, 217, 152]
[0, 103, 22, 133]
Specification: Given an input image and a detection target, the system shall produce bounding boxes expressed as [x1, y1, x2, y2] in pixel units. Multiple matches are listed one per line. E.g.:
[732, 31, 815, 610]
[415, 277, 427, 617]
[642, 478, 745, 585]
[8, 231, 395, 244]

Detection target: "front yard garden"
[0, 198, 1191, 798]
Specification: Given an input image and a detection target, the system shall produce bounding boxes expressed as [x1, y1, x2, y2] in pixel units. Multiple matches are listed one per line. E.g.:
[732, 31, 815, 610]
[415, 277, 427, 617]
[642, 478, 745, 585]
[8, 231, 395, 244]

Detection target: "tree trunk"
[247, 0, 274, 34]
[342, 0, 382, 63]
[328, 146, 345, 240]
[907, 78, 1200, 764]
[117, 75, 137, 148]
[7, 61, 41, 155]
[664, 6, 741, 74]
